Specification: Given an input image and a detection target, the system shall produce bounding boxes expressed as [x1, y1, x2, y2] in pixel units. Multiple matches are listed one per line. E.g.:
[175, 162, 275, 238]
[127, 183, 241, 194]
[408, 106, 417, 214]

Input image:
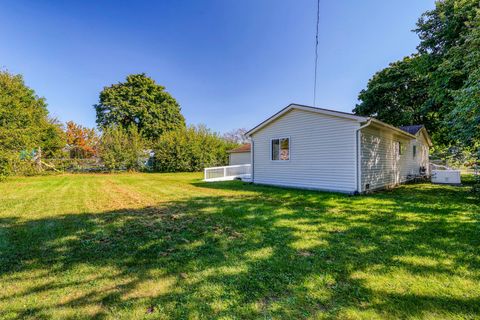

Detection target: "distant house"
[245, 103, 432, 193]
[228, 144, 251, 165]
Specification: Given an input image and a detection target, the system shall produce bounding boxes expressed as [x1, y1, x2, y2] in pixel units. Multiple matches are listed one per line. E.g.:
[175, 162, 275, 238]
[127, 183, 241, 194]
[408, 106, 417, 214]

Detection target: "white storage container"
[431, 170, 461, 184]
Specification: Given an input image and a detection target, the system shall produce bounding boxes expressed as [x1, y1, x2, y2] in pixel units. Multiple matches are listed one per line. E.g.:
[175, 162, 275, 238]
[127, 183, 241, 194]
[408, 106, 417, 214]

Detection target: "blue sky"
[0, 0, 435, 133]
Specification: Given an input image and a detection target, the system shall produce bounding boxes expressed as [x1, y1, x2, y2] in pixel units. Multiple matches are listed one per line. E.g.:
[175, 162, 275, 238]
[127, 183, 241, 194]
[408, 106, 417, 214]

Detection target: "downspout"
[356, 119, 372, 194]
[250, 139, 254, 183]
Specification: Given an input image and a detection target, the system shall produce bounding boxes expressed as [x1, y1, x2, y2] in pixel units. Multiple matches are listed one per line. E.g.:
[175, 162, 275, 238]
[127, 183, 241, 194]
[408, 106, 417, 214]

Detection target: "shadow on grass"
[0, 181, 479, 319]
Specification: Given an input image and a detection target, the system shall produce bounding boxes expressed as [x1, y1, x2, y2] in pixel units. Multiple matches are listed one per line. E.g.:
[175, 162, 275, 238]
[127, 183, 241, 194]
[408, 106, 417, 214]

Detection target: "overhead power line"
[313, 0, 320, 107]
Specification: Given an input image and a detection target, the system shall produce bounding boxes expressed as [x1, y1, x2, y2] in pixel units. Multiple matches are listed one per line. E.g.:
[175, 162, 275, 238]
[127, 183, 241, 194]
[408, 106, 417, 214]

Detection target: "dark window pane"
[272, 139, 279, 160]
[394, 141, 400, 156]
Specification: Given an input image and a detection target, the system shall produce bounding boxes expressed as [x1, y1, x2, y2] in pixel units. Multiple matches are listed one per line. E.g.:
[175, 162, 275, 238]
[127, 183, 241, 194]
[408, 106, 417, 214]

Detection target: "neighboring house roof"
[399, 125, 424, 135]
[228, 143, 251, 153]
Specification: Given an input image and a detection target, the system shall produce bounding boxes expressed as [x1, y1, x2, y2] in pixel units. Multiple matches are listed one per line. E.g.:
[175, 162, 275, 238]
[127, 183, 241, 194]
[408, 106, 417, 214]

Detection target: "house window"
[413, 145, 417, 158]
[271, 138, 289, 161]
[394, 141, 404, 157]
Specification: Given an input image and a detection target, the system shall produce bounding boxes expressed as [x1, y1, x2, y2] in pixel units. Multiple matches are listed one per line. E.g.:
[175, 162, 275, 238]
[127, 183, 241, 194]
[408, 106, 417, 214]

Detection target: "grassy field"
[0, 173, 478, 319]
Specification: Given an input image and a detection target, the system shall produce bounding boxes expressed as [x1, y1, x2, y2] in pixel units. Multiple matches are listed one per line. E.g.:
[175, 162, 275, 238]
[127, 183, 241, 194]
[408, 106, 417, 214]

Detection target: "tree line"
[1, 0, 477, 183]
[0, 72, 240, 179]
[354, 0, 479, 166]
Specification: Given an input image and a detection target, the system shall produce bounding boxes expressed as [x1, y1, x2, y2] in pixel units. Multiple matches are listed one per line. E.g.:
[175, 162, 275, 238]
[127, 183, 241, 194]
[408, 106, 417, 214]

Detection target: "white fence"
[204, 164, 251, 182]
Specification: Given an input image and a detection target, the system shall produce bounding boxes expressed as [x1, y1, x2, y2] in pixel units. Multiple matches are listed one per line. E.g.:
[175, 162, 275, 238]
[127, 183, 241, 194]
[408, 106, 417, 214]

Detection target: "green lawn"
[0, 173, 478, 319]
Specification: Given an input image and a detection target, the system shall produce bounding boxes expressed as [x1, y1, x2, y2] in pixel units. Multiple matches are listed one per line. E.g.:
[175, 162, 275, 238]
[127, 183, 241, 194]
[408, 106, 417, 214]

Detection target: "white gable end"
[250, 108, 360, 193]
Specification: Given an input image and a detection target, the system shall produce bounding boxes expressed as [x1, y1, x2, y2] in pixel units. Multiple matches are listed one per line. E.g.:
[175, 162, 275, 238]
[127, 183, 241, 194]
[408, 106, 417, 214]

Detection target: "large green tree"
[94, 73, 185, 141]
[445, 11, 480, 149]
[354, 0, 479, 154]
[415, 0, 478, 56]
[0, 70, 65, 178]
[354, 55, 432, 128]
[0, 70, 64, 156]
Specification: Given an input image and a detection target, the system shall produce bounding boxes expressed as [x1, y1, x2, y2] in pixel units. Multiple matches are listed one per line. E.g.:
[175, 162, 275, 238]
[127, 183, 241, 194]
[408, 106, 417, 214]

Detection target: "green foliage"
[0, 151, 11, 181]
[0, 70, 65, 178]
[472, 182, 480, 195]
[354, 55, 433, 128]
[41, 118, 67, 158]
[415, 0, 478, 55]
[153, 124, 237, 172]
[355, 0, 480, 156]
[471, 152, 480, 197]
[97, 126, 147, 171]
[94, 73, 185, 142]
[447, 14, 480, 147]
[0, 70, 48, 150]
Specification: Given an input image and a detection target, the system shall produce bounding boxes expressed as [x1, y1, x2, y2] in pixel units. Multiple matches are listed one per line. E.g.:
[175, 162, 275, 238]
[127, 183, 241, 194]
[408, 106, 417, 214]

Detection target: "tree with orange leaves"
[65, 121, 99, 159]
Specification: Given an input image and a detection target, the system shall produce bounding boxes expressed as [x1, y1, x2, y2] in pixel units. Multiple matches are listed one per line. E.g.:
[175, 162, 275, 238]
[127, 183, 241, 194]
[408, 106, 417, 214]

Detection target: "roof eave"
[418, 127, 433, 147]
[369, 119, 417, 139]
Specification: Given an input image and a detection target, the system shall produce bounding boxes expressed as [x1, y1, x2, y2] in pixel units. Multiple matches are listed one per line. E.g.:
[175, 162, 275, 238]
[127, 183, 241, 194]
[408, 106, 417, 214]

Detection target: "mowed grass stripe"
[0, 173, 478, 319]
[0, 175, 71, 218]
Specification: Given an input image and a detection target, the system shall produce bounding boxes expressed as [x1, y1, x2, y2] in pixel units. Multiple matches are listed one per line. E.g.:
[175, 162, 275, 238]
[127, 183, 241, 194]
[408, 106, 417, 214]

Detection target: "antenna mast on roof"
[313, 0, 320, 107]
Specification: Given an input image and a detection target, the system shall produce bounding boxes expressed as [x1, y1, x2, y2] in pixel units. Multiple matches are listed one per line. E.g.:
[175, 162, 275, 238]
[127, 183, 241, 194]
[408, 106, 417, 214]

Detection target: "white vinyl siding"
[229, 152, 251, 165]
[250, 109, 359, 193]
[360, 126, 429, 191]
[410, 130, 430, 174]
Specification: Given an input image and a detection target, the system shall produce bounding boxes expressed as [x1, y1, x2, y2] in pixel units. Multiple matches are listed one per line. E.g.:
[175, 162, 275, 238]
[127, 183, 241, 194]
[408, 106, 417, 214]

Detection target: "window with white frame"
[413, 145, 417, 158]
[271, 138, 289, 161]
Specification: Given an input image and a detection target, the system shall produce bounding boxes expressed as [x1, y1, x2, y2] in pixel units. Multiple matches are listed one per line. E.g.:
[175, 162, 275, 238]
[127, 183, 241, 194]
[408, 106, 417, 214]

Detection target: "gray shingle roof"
[399, 125, 424, 135]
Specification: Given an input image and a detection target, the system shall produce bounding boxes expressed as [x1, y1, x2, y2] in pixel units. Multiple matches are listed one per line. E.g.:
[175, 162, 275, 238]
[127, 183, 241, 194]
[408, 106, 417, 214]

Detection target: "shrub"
[153, 125, 237, 172]
[471, 154, 480, 197]
[472, 182, 480, 196]
[98, 126, 147, 171]
[0, 151, 11, 181]
[472, 169, 480, 197]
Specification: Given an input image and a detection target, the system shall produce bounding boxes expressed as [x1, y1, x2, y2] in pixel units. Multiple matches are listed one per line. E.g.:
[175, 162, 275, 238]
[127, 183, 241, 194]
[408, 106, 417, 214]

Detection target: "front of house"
[245, 104, 431, 194]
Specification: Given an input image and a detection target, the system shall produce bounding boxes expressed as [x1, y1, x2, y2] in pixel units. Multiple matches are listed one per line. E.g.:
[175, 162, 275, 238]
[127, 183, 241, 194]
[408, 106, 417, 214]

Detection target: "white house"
[244, 103, 432, 194]
[228, 144, 251, 165]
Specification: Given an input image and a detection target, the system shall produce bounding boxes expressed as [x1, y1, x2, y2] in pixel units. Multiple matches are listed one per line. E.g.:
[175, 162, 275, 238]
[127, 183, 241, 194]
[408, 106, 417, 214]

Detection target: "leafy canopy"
[0, 70, 64, 157]
[95, 73, 185, 141]
[354, 0, 480, 156]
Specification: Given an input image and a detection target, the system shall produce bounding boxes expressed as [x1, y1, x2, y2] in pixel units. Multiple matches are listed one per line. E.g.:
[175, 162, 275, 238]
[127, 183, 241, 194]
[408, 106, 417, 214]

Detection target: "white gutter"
[356, 119, 372, 194]
[359, 118, 373, 131]
[369, 118, 416, 139]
